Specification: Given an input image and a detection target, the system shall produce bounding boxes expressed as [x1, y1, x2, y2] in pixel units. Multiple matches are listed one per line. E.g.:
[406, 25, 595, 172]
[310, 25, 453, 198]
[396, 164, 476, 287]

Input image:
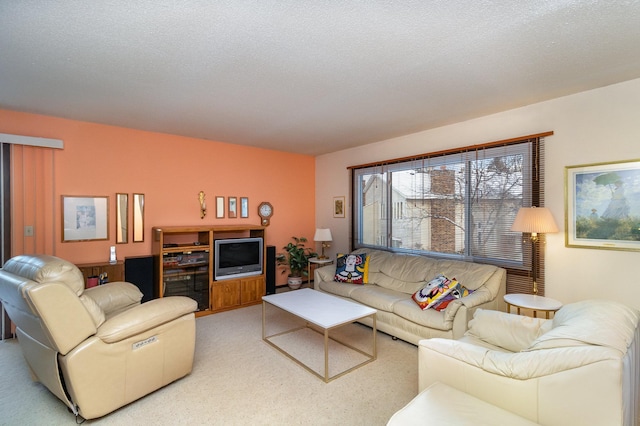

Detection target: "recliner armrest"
[83, 281, 143, 316]
[96, 296, 197, 343]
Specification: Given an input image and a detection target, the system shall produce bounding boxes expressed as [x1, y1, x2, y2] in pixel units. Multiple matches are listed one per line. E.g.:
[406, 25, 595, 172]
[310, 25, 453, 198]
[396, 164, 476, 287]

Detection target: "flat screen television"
[214, 237, 264, 280]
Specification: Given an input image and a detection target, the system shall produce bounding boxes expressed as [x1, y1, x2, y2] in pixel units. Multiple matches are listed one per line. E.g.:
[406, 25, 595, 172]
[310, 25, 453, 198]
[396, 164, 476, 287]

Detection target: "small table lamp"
[314, 228, 333, 259]
[510, 206, 558, 295]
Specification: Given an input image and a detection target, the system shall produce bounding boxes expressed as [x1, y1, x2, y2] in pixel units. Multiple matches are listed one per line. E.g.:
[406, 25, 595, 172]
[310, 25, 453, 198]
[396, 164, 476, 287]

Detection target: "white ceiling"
[2, 1, 640, 156]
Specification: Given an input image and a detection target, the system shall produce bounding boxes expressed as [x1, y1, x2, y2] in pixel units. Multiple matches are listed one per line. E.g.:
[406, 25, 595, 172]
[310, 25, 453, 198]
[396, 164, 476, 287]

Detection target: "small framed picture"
[62, 195, 109, 242]
[228, 197, 237, 218]
[115, 193, 128, 244]
[216, 196, 225, 218]
[240, 197, 249, 218]
[333, 196, 346, 218]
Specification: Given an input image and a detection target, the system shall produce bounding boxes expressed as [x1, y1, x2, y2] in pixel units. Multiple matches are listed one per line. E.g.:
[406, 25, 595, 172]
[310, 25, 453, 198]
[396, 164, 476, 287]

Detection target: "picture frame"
[133, 193, 145, 243]
[115, 193, 128, 244]
[62, 195, 109, 242]
[565, 158, 640, 251]
[240, 197, 249, 218]
[228, 197, 237, 218]
[216, 196, 225, 218]
[333, 196, 346, 218]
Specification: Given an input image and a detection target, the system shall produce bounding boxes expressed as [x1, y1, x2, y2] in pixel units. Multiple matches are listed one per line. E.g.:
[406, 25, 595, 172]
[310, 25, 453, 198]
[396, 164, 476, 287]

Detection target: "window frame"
[350, 135, 547, 271]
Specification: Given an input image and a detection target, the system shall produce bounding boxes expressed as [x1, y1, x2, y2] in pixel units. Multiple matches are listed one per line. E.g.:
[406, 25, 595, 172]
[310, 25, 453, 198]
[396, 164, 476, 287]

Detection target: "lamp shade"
[314, 228, 333, 242]
[511, 207, 559, 234]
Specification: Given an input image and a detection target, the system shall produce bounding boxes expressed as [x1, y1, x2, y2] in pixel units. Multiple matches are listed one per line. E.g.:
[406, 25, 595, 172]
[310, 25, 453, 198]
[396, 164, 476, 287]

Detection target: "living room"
[1, 2, 640, 424]
[2, 76, 639, 307]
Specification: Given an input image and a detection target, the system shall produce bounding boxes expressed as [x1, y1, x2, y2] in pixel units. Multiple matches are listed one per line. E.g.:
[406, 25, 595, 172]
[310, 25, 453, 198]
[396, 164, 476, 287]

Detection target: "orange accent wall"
[0, 109, 315, 285]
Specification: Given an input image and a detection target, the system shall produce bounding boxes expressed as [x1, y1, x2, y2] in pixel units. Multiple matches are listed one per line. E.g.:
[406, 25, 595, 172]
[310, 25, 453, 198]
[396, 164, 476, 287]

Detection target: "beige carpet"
[0, 304, 418, 425]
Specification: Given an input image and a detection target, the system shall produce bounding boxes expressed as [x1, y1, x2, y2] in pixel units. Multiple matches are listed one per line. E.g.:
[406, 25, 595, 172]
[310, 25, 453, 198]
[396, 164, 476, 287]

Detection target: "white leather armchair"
[418, 300, 640, 426]
[0, 254, 197, 420]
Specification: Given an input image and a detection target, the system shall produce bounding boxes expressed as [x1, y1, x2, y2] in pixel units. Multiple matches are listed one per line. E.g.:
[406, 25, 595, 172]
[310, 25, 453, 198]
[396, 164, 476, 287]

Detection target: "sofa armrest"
[96, 296, 197, 343]
[83, 281, 143, 316]
[446, 287, 500, 338]
[314, 264, 335, 289]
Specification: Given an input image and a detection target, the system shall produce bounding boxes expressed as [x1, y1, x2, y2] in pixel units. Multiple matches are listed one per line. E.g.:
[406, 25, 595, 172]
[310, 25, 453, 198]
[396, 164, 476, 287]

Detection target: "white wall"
[316, 77, 640, 309]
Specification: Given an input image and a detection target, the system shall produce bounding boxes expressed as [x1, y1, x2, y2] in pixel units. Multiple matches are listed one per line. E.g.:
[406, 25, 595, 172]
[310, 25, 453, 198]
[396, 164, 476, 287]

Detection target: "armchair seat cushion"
[392, 298, 459, 331]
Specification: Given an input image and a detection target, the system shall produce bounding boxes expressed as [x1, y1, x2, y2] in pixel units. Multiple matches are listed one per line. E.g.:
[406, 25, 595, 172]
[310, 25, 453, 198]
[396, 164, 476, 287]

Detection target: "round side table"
[307, 257, 334, 285]
[503, 294, 562, 319]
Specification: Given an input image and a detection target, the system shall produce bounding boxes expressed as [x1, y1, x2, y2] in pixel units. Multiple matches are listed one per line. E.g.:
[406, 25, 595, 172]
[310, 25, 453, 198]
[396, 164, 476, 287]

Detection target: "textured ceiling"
[2, 1, 640, 155]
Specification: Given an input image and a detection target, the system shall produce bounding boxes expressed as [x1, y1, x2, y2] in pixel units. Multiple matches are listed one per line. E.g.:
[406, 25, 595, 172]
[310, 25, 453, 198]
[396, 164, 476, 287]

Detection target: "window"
[352, 135, 547, 274]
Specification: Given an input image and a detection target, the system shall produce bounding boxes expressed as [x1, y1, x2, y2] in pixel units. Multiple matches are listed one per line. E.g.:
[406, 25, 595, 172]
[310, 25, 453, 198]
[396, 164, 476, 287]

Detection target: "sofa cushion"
[411, 274, 458, 310]
[466, 308, 548, 352]
[349, 285, 407, 312]
[334, 253, 369, 284]
[356, 249, 439, 294]
[434, 259, 498, 291]
[317, 280, 362, 298]
[525, 299, 640, 353]
[388, 382, 540, 426]
[393, 298, 457, 331]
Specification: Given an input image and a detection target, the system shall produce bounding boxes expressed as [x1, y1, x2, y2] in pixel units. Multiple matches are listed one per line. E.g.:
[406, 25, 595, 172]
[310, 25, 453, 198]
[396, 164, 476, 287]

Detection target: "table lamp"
[314, 228, 333, 259]
[510, 206, 558, 295]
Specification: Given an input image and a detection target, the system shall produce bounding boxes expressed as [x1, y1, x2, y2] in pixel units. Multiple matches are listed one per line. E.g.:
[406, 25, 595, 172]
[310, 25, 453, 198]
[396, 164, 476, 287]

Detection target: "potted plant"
[276, 236, 317, 289]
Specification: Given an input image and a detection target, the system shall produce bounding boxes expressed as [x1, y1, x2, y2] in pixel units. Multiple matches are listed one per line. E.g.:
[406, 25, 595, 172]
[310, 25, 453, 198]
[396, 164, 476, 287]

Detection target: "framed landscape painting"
[565, 159, 640, 251]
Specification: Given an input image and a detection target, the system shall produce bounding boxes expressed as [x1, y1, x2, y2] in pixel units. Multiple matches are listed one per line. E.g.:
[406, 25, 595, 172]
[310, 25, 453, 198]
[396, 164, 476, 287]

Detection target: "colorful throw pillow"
[334, 253, 369, 284]
[432, 282, 473, 311]
[411, 274, 458, 310]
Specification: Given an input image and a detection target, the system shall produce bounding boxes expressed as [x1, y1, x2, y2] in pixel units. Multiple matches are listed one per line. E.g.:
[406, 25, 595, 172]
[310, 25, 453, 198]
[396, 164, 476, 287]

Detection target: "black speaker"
[125, 255, 155, 302]
[266, 245, 276, 295]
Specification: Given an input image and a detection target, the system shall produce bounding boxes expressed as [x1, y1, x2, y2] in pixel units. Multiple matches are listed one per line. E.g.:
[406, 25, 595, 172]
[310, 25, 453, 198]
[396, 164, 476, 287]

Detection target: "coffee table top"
[262, 288, 376, 329]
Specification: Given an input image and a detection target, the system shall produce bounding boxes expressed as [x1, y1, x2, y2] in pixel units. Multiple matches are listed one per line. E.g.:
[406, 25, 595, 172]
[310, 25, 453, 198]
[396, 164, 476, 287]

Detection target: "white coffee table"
[262, 288, 377, 382]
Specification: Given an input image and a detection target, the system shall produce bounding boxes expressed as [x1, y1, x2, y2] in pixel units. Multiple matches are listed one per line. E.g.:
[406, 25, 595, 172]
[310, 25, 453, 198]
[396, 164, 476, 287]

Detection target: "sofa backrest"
[353, 248, 505, 297]
[525, 299, 640, 354]
[0, 255, 97, 354]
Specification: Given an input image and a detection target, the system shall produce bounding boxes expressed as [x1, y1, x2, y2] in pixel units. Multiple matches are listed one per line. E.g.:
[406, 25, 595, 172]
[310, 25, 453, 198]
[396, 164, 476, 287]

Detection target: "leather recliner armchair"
[0, 254, 197, 420]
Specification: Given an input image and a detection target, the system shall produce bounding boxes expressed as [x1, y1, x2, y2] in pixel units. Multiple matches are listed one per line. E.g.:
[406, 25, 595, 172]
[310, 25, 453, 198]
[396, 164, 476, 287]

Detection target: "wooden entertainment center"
[152, 225, 266, 317]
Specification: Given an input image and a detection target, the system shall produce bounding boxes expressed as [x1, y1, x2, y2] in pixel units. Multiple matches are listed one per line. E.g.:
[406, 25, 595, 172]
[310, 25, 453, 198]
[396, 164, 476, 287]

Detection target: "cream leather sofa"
[0, 254, 197, 420]
[314, 248, 506, 344]
[417, 300, 640, 426]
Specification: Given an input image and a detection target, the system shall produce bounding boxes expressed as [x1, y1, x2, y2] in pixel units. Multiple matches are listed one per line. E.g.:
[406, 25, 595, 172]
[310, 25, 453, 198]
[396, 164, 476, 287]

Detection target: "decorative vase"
[287, 276, 303, 290]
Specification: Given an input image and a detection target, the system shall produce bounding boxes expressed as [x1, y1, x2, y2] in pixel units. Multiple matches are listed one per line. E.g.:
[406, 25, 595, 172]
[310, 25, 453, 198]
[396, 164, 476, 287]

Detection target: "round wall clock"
[258, 202, 273, 226]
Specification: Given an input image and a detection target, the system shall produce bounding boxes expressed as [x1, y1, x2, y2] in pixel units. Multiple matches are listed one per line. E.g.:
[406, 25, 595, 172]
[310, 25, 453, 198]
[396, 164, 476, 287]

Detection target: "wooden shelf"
[152, 225, 266, 317]
[76, 261, 124, 288]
